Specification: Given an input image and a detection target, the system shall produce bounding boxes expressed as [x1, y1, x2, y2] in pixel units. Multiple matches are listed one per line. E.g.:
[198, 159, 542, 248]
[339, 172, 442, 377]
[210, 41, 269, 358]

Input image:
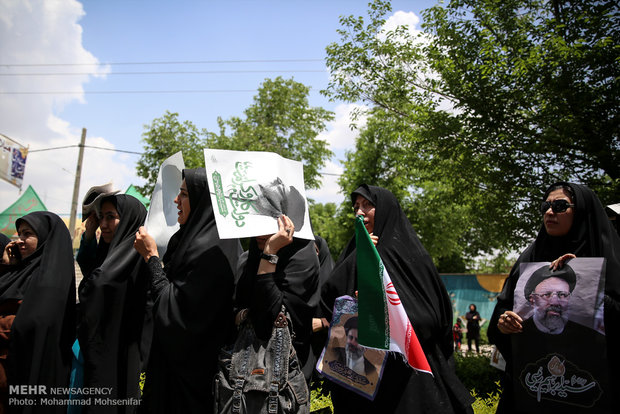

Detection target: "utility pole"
[68, 128, 86, 240]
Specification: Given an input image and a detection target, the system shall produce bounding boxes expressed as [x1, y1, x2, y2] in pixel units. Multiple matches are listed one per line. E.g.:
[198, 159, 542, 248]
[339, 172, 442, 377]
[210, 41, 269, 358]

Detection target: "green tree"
[136, 111, 207, 195]
[324, 0, 619, 256]
[309, 201, 351, 260]
[138, 78, 335, 194]
[208, 77, 334, 190]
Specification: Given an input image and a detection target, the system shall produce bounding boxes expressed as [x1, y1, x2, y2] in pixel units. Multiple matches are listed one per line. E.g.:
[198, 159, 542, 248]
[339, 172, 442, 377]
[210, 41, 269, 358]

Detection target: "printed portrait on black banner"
[316, 296, 387, 401]
[510, 258, 610, 413]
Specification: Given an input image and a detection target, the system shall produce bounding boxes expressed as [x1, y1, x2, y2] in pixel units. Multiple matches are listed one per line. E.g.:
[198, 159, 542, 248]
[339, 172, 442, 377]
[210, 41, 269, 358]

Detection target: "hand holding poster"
[203, 149, 313, 240]
[510, 258, 610, 413]
[144, 151, 184, 257]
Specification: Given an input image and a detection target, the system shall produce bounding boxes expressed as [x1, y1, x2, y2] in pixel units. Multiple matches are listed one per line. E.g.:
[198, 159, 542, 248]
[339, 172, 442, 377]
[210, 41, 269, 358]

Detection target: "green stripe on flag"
[355, 215, 389, 349]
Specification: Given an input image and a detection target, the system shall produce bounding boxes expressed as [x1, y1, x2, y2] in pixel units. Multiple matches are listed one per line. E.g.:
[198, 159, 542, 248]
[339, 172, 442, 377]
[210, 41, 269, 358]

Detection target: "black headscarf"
[77, 194, 150, 411]
[488, 182, 620, 409]
[301, 235, 335, 379]
[319, 185, 472, 413]
[0, 233, 9, 252]
[0, 233, 10, 276]
[235, 236, 320, 376]
[0, 212, 75, 412]
[315, 235, 335, 289]
[143, 168, 241, 414]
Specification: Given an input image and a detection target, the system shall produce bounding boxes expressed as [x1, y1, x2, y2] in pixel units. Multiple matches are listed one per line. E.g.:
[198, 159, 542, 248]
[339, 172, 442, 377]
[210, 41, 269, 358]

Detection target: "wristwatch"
[260, 252, 279, 264]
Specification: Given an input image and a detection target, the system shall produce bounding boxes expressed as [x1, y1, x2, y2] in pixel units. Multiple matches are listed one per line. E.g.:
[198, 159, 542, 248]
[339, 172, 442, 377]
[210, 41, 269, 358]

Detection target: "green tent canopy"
[0, 185, 47, 236]
[125, 184, 150, 208]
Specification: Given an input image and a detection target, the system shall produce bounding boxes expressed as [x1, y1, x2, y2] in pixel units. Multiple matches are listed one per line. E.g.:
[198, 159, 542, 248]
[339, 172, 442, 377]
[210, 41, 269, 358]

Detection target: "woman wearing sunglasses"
[488, 182, 620, 413]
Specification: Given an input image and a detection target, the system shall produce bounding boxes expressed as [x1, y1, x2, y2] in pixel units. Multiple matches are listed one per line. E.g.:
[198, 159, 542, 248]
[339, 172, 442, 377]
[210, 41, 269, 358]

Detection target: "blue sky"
[1, 0, 436, 216]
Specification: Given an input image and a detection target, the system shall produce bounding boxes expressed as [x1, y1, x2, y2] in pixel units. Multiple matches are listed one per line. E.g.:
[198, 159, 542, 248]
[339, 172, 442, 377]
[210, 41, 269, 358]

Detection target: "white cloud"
[306, 159, 346, 205]
[307, 103, 369, 204]
[318, 103, 368, 152]
[0, 0, 137, 221]
[381, 10, 421, 38]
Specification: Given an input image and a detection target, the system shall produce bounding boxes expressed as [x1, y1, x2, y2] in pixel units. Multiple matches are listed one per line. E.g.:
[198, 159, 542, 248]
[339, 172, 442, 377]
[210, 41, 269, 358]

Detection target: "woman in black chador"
[78, 194, 151, 413]
[0, 212, 76, 413]
[134, 168, 241, 413]
[319, 185, 473, 414]
[234, 215, 320, 383]
[488, 182, 620, 413]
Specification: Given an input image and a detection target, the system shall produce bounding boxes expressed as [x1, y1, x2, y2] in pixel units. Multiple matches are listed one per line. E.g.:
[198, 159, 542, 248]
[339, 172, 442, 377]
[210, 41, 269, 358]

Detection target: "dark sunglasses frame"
[540, 199, 575, 215]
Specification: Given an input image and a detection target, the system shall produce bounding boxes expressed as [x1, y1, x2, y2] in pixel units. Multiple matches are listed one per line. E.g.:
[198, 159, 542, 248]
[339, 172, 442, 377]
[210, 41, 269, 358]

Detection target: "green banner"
[356, 215, 389, 349]
[0, 185, 47, 236]
[125, 184, 150, 208]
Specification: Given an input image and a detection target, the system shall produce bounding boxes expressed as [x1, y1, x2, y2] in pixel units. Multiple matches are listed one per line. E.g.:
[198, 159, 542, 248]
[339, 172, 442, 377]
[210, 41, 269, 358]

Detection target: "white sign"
[0, 133, 28, 189]
[204, 149, 313, 240]
[144, 151, 185, 257]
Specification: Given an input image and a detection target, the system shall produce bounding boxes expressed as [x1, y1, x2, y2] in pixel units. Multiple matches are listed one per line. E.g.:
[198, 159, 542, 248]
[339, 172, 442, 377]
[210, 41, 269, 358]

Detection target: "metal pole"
[68, 128, 86, 240]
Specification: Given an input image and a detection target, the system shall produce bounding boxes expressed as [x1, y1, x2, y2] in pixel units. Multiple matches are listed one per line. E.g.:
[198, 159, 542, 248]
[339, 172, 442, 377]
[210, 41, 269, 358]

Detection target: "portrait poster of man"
[203, 148, 313, 240]
[316, 295, 387, 401]
[510, 258, 610, 413]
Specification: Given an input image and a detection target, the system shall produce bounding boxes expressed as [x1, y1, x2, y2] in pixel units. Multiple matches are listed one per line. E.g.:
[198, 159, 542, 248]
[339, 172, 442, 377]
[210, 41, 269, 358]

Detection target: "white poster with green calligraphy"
[204, 149, 313, 240]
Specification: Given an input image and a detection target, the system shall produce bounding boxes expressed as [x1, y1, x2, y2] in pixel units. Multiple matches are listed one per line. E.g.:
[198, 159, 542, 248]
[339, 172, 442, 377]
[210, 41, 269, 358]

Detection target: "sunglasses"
[540, 199, 575, 215]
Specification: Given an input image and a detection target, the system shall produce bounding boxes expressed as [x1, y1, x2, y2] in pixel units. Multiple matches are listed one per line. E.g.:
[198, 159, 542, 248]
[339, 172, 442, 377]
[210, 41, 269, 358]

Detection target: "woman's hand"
[263, 215, 295, 255]
[2, 241, 20, 266]
[312, 317, 329, 333]
[134, 226, 159, 262]
[497, 310, 523, 334]
[369, 233, 378, 246]
[550, 253, 576, 271]
[84, 212, 99, 241]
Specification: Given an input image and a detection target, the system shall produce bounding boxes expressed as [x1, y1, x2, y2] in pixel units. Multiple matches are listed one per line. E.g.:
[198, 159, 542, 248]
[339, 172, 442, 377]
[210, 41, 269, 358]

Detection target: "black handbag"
[214, 306, 310, 414]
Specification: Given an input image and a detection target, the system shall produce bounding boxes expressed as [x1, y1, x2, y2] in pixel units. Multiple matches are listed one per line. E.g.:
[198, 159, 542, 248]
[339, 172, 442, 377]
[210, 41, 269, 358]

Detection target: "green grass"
[309, 353, 503, 413]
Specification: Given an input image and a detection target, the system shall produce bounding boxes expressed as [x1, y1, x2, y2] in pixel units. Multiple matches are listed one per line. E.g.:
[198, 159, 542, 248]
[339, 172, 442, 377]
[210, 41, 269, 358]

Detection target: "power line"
[0, 58, 325, 67]
[0, 89, 328, 95]
[28, 144, 342, 176]
[29, 144, 142, 155]
[1, 89, 261, 95]
[0, 69, 327, 76]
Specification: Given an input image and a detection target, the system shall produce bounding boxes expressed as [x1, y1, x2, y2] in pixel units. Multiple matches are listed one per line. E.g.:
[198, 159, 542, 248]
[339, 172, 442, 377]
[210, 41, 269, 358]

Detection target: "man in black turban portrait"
[524, 264, 577, 334]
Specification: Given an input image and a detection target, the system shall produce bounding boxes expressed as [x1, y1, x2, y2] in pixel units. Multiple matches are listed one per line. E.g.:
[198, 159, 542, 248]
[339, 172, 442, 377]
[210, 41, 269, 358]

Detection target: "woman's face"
[543, 188, 574, 237]
[353, 195, 376, 234]
[174, 179, 191, 225]
[99, 201, 121, 243]
[16, 221, 38, 259]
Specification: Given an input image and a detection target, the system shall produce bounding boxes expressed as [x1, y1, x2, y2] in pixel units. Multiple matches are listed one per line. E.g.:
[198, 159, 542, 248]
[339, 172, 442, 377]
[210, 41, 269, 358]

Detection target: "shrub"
[454, 353, 502, 397]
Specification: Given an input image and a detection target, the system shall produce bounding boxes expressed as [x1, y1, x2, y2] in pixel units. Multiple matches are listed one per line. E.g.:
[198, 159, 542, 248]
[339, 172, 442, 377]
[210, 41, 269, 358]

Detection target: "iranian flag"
[356, 215, 432, 374]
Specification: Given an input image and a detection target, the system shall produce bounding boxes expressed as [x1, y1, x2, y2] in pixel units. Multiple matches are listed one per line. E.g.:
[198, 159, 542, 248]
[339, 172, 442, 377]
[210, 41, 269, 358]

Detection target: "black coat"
[0, 212, 76, 414]
[319, 185, 473, 414]
[77, 195, 151, 413]
[488, 182, 620, 413]
[141, 168, 241, 414]
[235, 237, 320, 381]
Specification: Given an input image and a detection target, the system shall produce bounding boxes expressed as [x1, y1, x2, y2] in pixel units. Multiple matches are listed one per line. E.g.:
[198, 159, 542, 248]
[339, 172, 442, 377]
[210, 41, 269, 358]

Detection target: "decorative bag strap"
[232, 321, 253, 414]
[269, 305, 291, 414]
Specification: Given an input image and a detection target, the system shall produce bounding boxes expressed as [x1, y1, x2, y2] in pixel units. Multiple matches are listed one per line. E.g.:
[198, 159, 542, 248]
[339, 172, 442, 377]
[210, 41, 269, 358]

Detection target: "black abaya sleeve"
[487, 262, 518, 358]
[76, 234, 98, 278]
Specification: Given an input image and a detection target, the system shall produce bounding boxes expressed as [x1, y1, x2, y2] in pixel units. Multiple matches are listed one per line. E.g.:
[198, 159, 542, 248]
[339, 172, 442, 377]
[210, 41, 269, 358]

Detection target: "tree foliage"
[136, 111, 207, 195]
[324, 0, 619, 259]
[137, 77, 334, 195]
[207, 77, 334, 190]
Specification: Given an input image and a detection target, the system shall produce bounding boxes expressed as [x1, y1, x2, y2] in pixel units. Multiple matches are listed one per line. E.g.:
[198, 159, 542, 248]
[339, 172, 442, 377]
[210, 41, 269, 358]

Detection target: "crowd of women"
[0, 171, 618, 414]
